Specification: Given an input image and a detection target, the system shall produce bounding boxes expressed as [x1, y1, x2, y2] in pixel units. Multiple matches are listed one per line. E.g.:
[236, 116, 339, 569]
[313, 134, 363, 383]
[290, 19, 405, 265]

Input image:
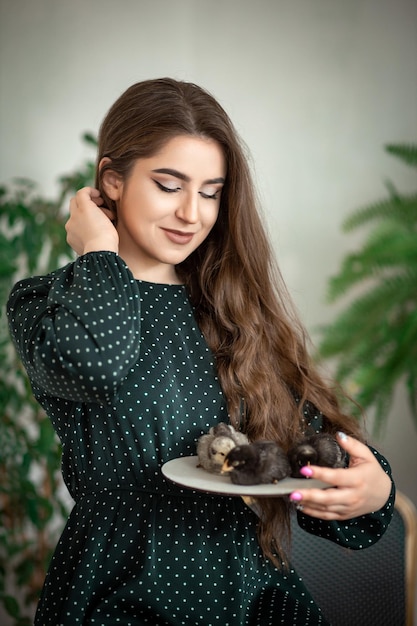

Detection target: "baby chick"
[196, 422, 249, 474]
[222, 441, 291, 485]
[288, 433, 347, 478]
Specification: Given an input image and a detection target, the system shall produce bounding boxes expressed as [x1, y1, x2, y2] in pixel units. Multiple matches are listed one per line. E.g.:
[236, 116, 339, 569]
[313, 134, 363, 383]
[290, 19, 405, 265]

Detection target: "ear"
[99, 157, 123, 201]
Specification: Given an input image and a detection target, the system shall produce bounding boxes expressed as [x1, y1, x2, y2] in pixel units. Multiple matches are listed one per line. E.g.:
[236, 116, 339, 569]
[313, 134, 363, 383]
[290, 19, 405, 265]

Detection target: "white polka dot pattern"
[7, 252, 395, 626]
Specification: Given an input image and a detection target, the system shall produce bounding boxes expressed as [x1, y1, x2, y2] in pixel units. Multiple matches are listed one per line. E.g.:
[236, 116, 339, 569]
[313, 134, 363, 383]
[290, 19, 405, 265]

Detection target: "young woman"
[7, 78, 394, 625]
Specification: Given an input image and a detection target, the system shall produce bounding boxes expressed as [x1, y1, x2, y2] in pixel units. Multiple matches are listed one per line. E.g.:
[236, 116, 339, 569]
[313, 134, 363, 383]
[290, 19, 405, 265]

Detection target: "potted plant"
[0, 134, 96, 624]
[318, 143, 417, 435]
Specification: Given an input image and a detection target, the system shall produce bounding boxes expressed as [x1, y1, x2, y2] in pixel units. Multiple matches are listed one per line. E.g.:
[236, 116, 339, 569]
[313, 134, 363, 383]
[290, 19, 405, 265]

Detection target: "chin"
[162, 249, 198, 267]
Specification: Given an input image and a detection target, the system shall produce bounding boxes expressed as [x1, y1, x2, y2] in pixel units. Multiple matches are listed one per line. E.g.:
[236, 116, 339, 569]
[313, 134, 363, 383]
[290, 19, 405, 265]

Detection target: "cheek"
[205, 205, 220, 229]
[133, 188, 180, 217]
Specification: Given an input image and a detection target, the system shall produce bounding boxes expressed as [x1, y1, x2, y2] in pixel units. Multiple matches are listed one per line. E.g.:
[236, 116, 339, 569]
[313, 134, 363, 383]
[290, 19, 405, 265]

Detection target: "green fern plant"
[318, 143, 417, 435]
[0, 133, 96, 625]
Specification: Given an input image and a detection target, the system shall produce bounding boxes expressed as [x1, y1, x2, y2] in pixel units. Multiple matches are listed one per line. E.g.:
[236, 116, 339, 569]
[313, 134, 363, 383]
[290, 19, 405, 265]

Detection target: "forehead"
[145, 135, 227, 177]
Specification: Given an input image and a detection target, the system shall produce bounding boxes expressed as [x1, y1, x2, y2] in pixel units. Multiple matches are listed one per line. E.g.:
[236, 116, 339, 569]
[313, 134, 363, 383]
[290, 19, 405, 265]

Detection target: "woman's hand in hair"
[289, 432, 392, 520]
[66, 186, 119, 256]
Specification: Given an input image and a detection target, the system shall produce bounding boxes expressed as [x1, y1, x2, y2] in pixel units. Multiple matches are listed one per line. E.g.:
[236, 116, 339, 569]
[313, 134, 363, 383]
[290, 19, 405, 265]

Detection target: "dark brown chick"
[288, 433, 347, 478]
[222, 441, 291, 485]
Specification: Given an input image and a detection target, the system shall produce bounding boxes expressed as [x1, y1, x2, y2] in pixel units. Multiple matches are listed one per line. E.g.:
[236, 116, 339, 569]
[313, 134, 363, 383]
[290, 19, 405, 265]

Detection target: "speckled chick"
[196, 422, 249, 474]
[222, 441, 291, 485]
[288, 433, 347, 478]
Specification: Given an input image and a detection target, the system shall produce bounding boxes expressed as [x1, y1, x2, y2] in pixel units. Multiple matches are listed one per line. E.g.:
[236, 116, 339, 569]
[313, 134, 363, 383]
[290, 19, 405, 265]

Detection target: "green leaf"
[318, 142, 417, 432]
[37, 418, 58, 454]
[2, 594, 20, 618]
[385, 143, 417, 168]
[15, 554, 36, 587]
[0, 132, 96, 618]
[343, 193, 417, 231]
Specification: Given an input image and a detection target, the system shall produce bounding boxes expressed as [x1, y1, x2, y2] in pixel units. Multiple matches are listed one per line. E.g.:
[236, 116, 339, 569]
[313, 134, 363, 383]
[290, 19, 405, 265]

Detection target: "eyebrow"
[152, 168, 225, 185]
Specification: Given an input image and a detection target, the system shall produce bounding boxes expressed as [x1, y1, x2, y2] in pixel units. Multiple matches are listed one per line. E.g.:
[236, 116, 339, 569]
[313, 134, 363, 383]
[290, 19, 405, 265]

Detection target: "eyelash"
[154, 180, 219, 200]
[154, 180, 180, 194]
[200, 191, 219, 200]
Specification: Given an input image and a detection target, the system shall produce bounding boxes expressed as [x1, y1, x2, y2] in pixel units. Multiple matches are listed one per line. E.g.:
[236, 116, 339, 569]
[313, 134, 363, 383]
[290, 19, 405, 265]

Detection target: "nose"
[175, 192, 199, 224]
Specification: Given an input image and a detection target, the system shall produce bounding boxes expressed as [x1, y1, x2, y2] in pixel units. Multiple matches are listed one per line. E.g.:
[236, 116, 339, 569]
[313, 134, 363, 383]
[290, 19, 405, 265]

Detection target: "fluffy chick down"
[196, 422, 249, 474]
[287, 432, 347, 478]
[221, 441, 291, 485]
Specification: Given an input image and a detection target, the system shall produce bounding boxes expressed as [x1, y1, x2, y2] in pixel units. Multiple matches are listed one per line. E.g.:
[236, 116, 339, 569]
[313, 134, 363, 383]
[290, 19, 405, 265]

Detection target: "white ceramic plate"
[161, 455, 330, 496]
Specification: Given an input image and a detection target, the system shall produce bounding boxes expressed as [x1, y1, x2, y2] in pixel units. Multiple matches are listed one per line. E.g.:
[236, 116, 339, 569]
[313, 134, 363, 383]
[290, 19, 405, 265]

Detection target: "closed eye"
[154, 179, 221, 200]
[153, 180, 181, 193]
[199, 190, 220, 200]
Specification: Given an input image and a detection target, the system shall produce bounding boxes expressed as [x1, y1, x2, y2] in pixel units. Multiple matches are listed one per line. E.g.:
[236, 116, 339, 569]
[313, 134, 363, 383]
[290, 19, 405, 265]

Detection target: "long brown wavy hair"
[96, 77, 364, 566]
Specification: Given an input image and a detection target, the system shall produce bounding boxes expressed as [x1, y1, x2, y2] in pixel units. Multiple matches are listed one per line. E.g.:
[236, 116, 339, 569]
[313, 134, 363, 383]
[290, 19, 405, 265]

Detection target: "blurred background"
[1, 0, 416, 623]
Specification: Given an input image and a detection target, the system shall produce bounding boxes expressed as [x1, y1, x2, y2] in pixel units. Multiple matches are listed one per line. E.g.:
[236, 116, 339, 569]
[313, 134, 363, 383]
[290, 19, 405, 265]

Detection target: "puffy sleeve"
[7, 252, 141, 405]
[296, 400, 396, 549]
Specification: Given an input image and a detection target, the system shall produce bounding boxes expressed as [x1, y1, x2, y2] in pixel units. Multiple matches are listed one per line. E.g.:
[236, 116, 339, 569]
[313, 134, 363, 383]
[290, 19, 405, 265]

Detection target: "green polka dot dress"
[7, 252, 394, 626]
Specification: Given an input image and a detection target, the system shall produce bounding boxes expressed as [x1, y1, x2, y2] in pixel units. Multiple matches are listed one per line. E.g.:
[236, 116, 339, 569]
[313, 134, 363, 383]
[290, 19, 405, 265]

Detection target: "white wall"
[1, 0, 416, 509]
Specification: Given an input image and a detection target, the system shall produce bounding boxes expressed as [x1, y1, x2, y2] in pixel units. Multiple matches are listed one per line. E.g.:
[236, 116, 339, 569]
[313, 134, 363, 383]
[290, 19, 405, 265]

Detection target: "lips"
[162, 228, 195, 245]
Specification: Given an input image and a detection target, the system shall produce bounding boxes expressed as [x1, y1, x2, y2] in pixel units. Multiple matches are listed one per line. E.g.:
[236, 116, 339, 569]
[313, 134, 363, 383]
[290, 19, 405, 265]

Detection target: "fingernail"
[300, 466, 313, 477]
[289, 491, 303, 502]
[337, 431, 348, 441]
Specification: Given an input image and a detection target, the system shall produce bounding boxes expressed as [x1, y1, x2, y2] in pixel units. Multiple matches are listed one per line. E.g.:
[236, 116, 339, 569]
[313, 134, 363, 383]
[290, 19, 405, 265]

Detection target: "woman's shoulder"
[9, 252, 133, 298]
[9, 260, 75, 298]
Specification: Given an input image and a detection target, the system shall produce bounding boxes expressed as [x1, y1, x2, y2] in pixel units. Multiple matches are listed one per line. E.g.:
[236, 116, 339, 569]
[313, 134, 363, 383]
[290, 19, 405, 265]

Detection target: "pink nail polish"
[290, 491, 303, 502]
[300, 466, 313, 478]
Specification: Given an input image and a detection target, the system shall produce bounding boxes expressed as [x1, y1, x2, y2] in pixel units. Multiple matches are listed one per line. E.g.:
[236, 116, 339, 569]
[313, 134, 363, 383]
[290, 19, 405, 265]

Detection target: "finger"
[74, 186, 103, 206]
[77, 186, 101, 198]
[85, 187, 105, 207]
[291, 488, 353, 519]
[297, 464, 351, 487]
[92, 195, 105, 207]
[290, 486, 344, 507]
[289, 478, 361, 514]
[68, 195, 77, 214]
[294, 502, 346, 521]
[335, 432, 373, 462]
